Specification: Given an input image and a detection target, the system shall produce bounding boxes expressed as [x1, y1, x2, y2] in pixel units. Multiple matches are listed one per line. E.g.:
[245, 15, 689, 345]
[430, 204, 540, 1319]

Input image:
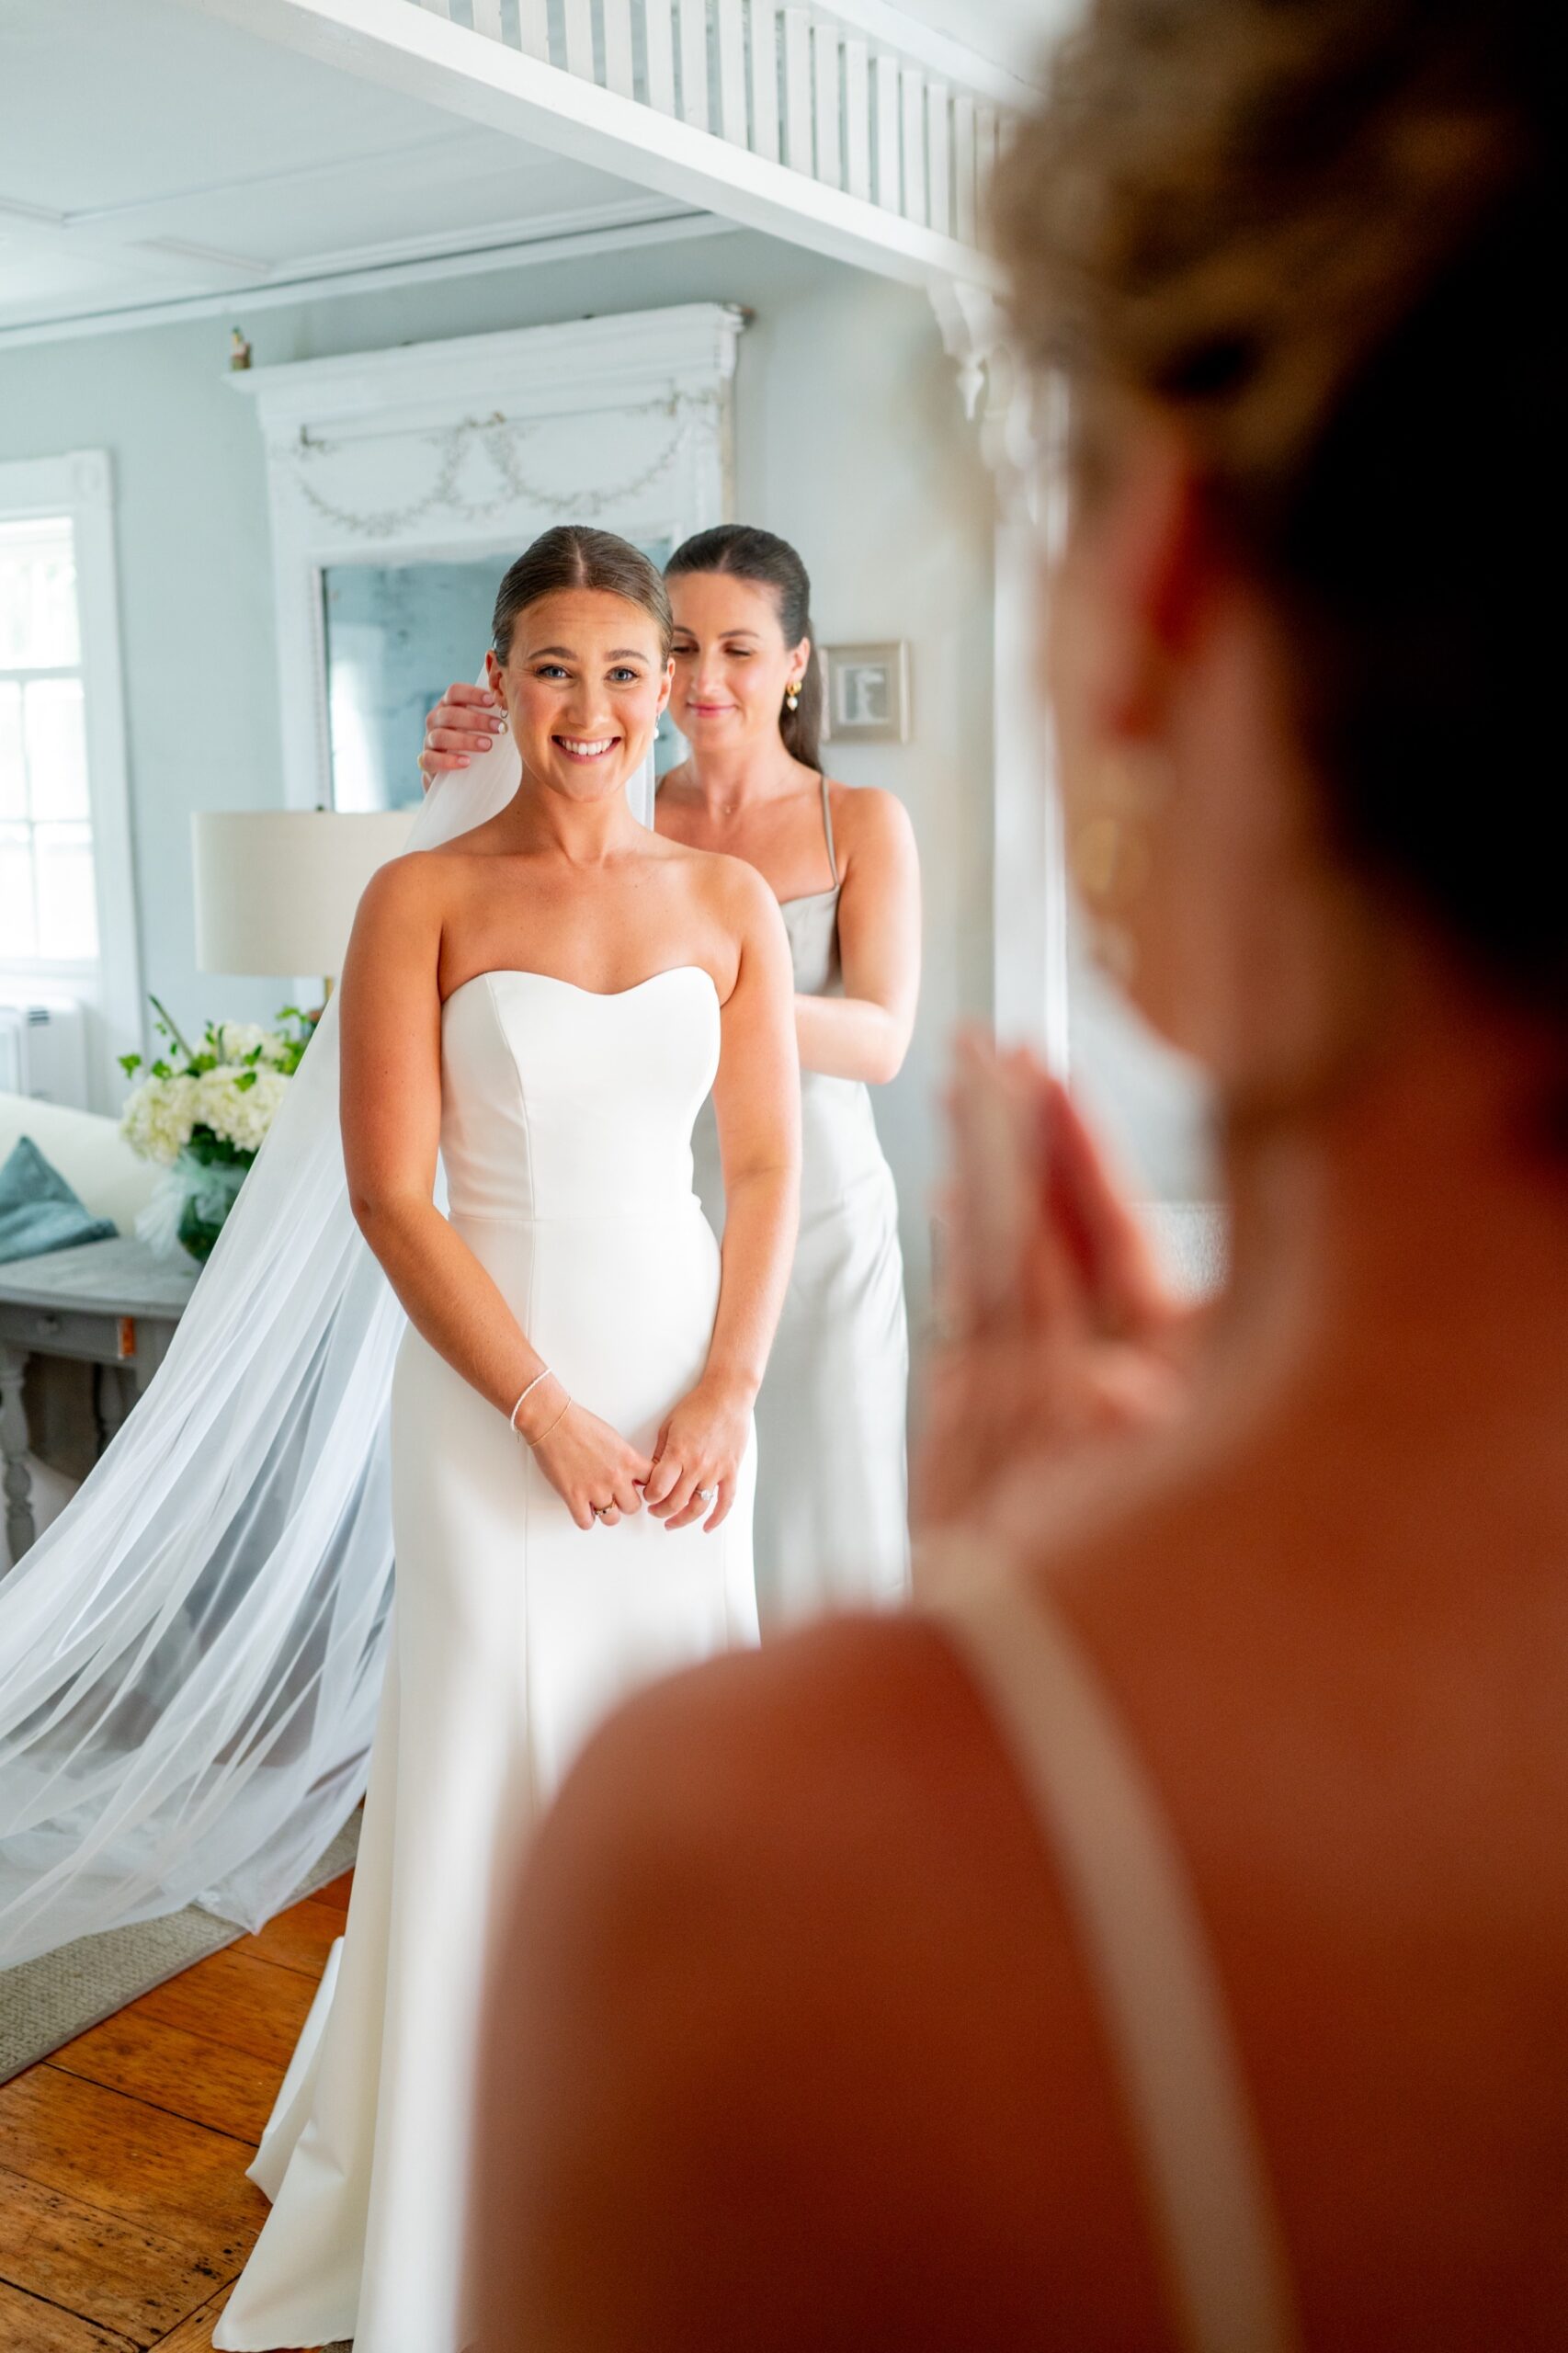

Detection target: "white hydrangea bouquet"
[119, 999, 315, 1262]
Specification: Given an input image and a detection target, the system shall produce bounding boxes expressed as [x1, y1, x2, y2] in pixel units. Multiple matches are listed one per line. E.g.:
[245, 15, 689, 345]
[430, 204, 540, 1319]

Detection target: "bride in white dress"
[214, 527, 800, 2353]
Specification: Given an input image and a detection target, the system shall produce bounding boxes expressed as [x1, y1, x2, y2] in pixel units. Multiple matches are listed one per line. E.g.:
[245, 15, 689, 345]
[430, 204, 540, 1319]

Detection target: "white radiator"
[0, 999, 91, 1109]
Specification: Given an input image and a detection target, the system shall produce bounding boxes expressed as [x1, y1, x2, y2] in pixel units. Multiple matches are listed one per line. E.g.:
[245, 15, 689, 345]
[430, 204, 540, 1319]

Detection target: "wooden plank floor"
[0, 1870, 352, 2353]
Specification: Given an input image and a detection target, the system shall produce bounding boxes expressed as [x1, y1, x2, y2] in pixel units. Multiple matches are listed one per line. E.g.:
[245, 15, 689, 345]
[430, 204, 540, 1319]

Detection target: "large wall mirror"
[323, 554, 504, 813]
[235, 307, 743, 816]
[321, 538, 681, 815]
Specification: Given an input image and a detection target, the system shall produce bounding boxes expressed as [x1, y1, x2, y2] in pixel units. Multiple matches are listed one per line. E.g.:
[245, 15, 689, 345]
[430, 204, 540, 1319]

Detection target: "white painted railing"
[408, 0, 1015, 255]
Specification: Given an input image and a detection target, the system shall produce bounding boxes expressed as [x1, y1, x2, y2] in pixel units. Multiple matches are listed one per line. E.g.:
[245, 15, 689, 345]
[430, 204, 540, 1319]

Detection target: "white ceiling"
[0, 0, 1072, 343]
[0, 0, 680, 339]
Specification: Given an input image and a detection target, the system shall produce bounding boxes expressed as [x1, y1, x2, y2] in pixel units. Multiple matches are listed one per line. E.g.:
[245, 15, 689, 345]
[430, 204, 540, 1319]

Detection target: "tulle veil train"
[0, 717, 653, 1967]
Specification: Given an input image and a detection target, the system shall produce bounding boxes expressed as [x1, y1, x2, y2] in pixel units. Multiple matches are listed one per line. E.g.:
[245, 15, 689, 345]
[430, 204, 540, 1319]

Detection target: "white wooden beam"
[603, 0, 636, 98]
[170, 0, 1003, 292]
[517, 0, 548, 61]
[812, 20, 843, 191]
[799, 0, 1043, 107]
[843, 38, 871, 202]
[562, 0, 595, 81]
[873, 50, 901, 211]
[715, 0, 748, 147]
[678, 0, 710, 131]
[926, 77, 950, 241]
[953, 92, 977, 246]
[900, 64, 926, 226]
[782, 9, 813, 176]
[644, 0, 677, 113]
[749, 0, 781, 165]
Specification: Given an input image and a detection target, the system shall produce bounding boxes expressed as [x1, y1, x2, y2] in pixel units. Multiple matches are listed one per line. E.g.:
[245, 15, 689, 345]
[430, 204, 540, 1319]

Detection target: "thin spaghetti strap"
[931, 1563, 1301, 2353]
[818, 772, 839, 885]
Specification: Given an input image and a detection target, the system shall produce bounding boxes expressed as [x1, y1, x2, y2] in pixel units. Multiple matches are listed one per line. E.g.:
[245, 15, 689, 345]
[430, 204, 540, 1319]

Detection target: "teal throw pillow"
[0, 1135, 118, 1266]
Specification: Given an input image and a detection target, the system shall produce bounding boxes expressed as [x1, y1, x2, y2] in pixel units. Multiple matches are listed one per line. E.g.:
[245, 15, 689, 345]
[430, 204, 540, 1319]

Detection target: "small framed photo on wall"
[822, 641, 911, 744]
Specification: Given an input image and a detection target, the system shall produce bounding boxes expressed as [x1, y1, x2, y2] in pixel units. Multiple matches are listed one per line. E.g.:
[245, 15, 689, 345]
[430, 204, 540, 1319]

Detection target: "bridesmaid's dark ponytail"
[666, 525, 824, 771]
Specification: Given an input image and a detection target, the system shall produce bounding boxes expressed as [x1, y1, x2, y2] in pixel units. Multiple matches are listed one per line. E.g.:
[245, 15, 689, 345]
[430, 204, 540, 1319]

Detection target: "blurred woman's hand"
[418, 680, 505, 788]
[915, 1033, 1197, 1533]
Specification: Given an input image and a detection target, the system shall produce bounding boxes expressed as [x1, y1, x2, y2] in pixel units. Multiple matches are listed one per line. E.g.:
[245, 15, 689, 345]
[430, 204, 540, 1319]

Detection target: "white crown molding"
[0, 206, 733, 354]
[233, 301, 747, 438]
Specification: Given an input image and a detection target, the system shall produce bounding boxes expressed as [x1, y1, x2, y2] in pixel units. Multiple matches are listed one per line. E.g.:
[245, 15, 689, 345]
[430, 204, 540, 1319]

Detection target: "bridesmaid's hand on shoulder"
[642, 1379, 753, 1533]
[418, 680, 505, 788]
[525, 1389, 653, 1533]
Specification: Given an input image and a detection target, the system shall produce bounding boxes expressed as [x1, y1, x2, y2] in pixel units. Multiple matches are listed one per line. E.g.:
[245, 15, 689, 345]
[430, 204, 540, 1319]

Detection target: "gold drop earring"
[784, 681, 802, 713]
[1071, 745, 1170, 984]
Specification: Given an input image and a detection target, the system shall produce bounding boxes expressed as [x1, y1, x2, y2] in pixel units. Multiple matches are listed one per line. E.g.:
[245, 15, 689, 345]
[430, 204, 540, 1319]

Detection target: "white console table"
[0, 1236, 198, 1568]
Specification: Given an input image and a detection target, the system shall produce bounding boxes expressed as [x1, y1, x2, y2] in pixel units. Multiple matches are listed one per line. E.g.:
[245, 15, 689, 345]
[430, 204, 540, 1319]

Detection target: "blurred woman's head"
[994, 0, 1557, 1131]
[665, 526, 824, 770]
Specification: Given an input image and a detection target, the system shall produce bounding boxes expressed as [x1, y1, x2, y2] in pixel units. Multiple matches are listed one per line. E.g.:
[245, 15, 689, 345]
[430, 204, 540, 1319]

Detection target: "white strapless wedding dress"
[215, 965, 758, 2353]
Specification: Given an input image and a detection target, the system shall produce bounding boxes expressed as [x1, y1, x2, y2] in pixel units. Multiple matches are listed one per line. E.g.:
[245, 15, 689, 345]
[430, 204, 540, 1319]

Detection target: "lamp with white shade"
[192, 809, 415, 988]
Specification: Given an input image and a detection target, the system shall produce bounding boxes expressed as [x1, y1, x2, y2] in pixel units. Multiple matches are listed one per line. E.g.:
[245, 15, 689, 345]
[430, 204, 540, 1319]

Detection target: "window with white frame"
[0, 516, 98, 963]
[0, 451, 140, 1108]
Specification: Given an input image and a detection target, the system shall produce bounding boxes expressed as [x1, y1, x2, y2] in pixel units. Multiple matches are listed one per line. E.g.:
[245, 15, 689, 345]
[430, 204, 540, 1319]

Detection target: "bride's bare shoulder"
[348, 848, 480, 971]
[678, 839, 786, 938]
[355, 847, 448, 918]
[653, 836, 784, 957]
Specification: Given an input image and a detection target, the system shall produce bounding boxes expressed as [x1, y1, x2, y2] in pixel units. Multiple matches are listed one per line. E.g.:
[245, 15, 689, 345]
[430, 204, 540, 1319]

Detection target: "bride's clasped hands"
[517, 1366, 754, 1533]
[509, 1371, 653, 1531]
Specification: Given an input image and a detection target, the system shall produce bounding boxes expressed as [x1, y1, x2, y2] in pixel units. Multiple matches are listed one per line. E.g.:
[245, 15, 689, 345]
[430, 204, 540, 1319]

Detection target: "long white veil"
[0, 722, 656, 1969]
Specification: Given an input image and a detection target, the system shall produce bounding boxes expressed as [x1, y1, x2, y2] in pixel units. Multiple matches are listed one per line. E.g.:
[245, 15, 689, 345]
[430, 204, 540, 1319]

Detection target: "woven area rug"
[0, 1813, 360, 2085]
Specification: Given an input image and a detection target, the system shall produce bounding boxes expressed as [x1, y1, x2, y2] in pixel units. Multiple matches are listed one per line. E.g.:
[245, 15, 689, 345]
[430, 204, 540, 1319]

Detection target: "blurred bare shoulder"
[475, 1614, 1156, 2352]
[541, 1609, 972, 1868]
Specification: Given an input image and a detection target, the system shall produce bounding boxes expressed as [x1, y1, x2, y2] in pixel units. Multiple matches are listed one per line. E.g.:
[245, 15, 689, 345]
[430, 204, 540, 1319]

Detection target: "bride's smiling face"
[487, 588, 673, 802]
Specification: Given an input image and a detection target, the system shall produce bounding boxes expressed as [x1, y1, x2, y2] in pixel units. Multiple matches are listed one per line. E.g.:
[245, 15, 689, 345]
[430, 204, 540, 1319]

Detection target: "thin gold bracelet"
[526, 1396, 571, 1449]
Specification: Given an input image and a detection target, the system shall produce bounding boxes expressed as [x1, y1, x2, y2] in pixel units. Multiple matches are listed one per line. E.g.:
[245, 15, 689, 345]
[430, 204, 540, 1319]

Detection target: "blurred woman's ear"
[1049, 409, 1393, 1113]
[1048, 417, 1200, 984]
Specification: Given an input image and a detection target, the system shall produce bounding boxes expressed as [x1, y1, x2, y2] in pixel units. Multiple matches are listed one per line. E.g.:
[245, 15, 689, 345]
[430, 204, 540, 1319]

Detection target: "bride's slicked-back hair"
[493, 526, 674, 664]
[994, 0, 1560, 1029]
[666, 524, 824, 771]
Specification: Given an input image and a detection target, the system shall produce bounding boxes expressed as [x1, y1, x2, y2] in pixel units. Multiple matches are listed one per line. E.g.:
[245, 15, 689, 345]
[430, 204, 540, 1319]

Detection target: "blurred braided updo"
[994, 0, 1560, 1027]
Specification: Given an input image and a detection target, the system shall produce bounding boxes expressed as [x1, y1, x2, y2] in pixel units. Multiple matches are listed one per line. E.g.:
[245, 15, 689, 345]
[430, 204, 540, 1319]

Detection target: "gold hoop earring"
[784, 682, 802, 714]
[1071, 747, 1170, 983]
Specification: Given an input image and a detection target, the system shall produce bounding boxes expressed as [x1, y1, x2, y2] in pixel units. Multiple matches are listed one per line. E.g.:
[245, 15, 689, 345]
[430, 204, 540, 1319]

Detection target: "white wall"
[0, 228, 995, 1324]
[729, 263, 994, 1332]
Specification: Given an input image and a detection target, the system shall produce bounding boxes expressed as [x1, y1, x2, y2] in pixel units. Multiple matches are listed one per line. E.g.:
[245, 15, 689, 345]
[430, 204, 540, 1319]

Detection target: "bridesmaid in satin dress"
[424, 526, 920, 1631]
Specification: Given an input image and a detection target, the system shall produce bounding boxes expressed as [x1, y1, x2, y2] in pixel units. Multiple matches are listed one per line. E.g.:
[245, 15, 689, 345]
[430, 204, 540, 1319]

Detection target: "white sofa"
[1, 1092, 160, 1571]
[0, 1089, 158, 1235]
